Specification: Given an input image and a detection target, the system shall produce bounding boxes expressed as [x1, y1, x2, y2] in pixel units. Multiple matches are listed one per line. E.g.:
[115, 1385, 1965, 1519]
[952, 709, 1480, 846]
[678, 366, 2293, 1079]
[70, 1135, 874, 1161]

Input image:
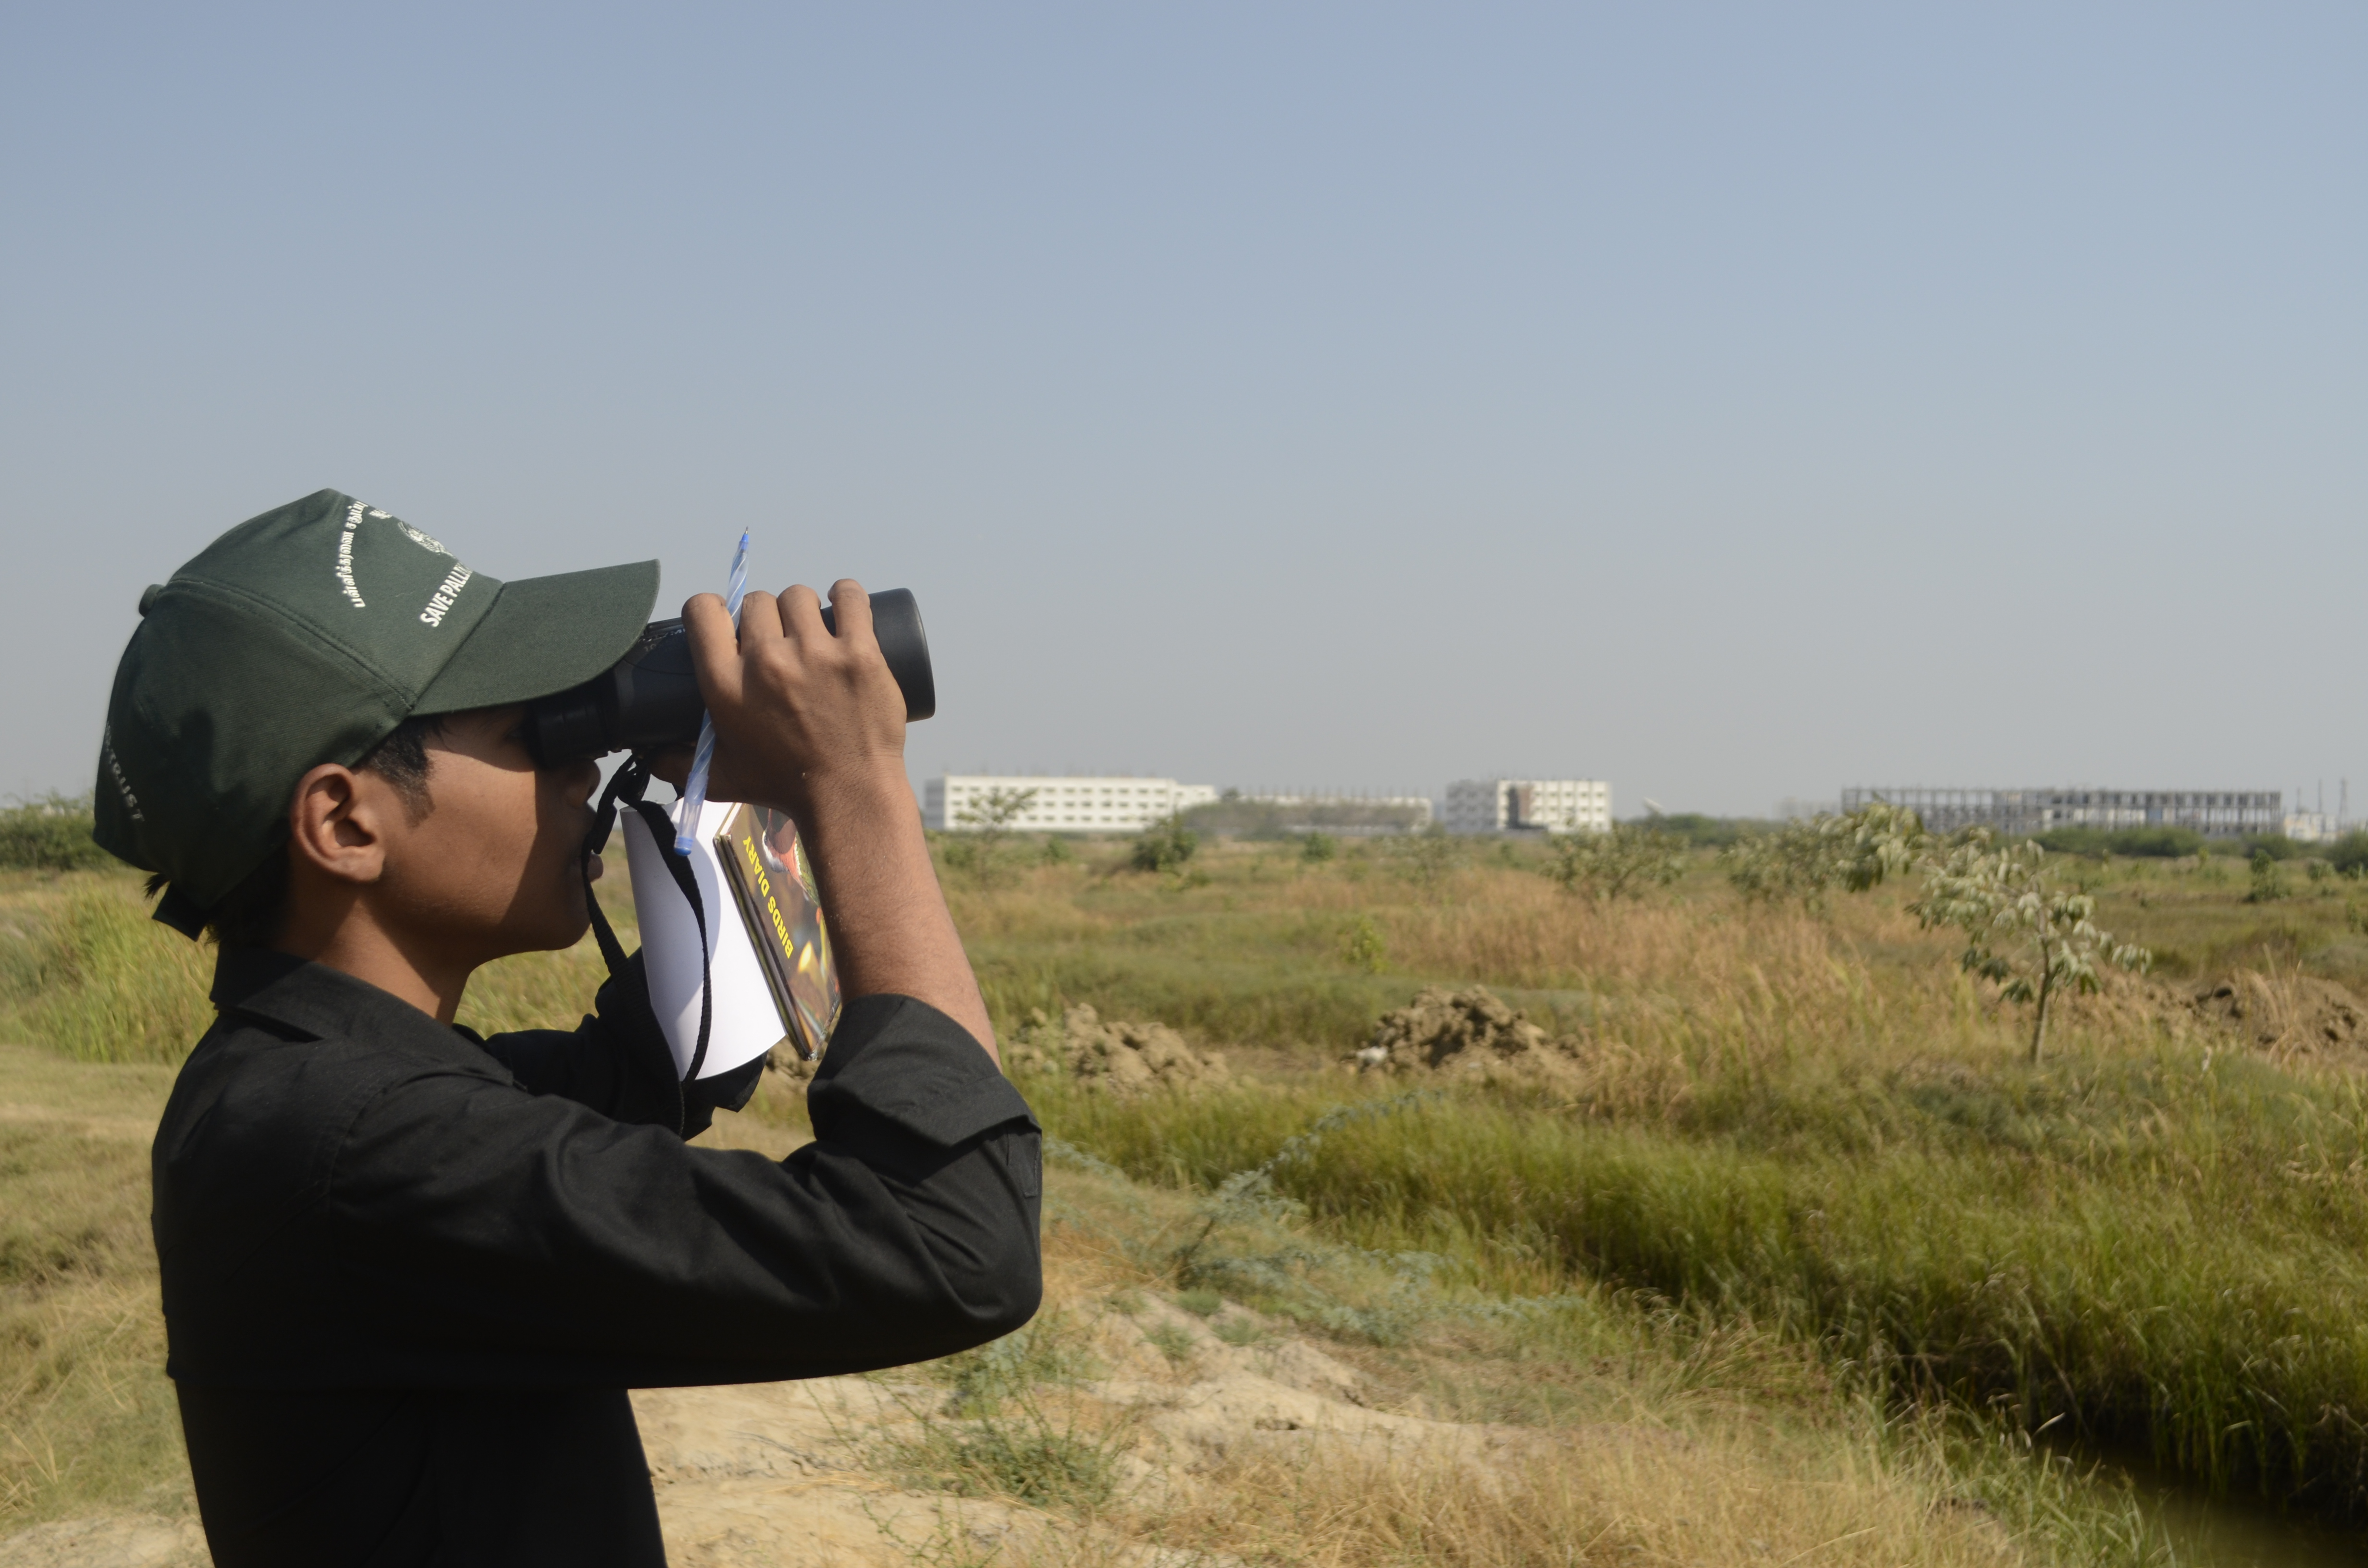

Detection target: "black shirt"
[155, 947, 1041, 1567]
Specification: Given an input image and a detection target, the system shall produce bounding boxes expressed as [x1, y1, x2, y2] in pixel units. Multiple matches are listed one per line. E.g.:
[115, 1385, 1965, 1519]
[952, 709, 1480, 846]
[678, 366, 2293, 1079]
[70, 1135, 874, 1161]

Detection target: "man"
[95, 490, 1040, 1566]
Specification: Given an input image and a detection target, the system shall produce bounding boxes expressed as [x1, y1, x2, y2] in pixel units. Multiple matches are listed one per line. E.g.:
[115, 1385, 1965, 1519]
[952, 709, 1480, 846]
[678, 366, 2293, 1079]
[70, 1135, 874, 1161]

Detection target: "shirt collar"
[210, 946, 466, 1052]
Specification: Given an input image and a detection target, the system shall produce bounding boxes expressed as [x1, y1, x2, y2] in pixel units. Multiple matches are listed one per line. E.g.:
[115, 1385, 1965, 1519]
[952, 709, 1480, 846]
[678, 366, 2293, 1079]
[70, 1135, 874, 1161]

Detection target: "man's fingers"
[681, 593, 743, 711]
[826, 578, 872, 639]
[736, 583, 784, 646]
[777, 584, 828, 642]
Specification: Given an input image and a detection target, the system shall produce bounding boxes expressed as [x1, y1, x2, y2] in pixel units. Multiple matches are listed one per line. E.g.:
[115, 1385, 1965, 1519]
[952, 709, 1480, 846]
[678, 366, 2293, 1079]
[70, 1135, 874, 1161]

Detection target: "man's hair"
[148, 715, 448, 950]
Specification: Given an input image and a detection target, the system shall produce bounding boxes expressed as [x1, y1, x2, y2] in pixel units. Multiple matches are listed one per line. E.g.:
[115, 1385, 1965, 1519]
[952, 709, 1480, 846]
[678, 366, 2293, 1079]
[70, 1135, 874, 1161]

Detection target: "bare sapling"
[947, 784, 1040, 888]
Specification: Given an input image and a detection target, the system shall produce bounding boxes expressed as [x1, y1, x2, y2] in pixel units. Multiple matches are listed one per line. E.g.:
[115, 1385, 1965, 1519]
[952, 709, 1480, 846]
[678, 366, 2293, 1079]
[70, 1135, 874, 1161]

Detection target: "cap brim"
[413, 560, 661, 714]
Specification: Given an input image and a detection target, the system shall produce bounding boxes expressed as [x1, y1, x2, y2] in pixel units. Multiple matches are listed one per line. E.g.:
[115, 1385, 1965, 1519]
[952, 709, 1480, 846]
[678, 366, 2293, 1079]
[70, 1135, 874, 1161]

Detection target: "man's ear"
[287, 763, 397, 887]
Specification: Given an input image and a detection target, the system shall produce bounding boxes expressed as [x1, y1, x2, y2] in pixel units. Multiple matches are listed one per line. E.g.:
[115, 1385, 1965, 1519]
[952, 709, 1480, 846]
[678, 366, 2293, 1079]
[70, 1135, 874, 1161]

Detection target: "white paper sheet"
[621, 799, 788, 1079]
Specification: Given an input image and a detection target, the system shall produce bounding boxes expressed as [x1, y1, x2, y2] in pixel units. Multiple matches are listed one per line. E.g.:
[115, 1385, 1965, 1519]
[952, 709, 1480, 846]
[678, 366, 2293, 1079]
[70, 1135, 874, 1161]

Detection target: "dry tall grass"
[1, 845, 2359, 1555]
[0, 1049, 188, 1529]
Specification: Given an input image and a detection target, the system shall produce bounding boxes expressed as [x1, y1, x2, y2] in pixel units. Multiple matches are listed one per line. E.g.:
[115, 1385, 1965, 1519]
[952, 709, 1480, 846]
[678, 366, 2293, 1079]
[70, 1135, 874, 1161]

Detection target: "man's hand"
[656, 581, 996, 1063]
[671, 581, 904, 820]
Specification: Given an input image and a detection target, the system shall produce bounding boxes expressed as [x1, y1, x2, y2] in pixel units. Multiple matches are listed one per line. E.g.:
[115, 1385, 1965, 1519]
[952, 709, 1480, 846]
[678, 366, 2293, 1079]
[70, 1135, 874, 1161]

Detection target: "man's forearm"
[795, 768, 998, 1064]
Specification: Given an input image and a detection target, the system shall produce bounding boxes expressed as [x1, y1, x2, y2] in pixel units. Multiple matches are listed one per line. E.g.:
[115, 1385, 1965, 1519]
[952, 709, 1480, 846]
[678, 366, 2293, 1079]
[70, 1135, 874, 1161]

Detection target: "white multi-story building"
[925, 775, 1221, 833]
[2286, 812, 2340, 844]
[1443, 778, 1612, 835]
[1237, 792, 1434, 831]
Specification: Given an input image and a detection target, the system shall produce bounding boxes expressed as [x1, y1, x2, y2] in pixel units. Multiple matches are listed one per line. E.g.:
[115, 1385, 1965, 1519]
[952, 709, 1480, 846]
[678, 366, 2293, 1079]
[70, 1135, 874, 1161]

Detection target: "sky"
[3, 3, 2364, 819]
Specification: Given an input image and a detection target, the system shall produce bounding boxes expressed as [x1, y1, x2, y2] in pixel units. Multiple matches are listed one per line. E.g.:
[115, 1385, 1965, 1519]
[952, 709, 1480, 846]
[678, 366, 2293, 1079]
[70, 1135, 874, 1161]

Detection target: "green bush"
[2033, 826, 2204, 859]
[1130, 816, 1197, 873]
[2112, 826, 2204, 858]
[2246, 849, 2288, 904]
[0, 796, 112, 872]
[2032, 827, 2109, 857]
[2329, 833, 2368, 879]
[1643, 812, 1757, 849]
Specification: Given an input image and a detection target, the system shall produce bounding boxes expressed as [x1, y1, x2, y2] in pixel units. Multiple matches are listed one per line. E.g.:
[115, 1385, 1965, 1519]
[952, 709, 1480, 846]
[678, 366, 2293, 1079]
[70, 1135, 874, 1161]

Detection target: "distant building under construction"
[1838, 787, 2282, 839]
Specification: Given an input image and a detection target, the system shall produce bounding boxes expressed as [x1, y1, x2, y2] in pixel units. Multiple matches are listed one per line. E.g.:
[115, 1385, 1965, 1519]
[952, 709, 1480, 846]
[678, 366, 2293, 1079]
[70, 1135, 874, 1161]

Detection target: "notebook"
[711, 802, 841, 1062]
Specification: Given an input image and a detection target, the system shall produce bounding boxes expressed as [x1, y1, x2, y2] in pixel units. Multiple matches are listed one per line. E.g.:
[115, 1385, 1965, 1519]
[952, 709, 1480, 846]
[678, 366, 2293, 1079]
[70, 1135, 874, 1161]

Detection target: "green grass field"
[4, 833, 2367, 1559]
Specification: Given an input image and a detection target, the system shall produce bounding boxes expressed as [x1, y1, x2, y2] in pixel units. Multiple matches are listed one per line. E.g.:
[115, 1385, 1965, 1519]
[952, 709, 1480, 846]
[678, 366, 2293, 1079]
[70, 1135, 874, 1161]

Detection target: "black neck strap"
[582, 760, 715, 1092]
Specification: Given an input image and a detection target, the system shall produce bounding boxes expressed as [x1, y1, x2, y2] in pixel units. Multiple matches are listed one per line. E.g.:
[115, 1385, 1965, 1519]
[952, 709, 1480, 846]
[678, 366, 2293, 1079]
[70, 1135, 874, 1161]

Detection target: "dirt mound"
[1352, 987, 1588, 1090]
[2184, 972, 2368, 1060]
[1007, 1005, 1232, 1095]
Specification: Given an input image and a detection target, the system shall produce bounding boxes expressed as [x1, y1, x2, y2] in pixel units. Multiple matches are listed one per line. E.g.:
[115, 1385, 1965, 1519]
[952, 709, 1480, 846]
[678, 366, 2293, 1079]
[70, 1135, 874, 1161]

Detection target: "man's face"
[374, 707, 603, 963]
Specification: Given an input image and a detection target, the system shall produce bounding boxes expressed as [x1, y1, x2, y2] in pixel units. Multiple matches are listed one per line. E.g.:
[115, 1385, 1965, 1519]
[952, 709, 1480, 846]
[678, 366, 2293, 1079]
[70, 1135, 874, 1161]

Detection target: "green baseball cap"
[97, 489, 660, 937]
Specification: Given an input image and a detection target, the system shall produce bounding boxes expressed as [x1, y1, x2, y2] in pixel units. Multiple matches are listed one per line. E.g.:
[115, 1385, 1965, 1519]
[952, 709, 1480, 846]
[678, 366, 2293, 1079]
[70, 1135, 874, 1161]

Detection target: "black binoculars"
[526, 588, 935, 764]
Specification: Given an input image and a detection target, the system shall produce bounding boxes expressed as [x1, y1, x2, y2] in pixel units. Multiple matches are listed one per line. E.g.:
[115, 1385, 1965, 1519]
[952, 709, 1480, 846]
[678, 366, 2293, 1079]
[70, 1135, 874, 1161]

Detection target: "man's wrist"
[792, 763, 919, 841]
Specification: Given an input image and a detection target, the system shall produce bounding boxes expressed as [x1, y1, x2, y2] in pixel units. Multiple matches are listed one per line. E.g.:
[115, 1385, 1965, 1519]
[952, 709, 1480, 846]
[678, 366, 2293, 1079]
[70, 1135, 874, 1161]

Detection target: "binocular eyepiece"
[525, 588, 936, 765]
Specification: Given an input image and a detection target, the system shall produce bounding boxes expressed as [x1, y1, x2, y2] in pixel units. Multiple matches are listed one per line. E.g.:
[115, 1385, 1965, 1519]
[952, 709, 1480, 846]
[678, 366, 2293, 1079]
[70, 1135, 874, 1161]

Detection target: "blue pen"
[674, 532, 751, 856]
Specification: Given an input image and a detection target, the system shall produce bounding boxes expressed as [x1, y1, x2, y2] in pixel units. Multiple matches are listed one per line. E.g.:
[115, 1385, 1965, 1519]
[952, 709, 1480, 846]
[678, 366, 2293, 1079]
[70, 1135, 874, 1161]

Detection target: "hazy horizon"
[6, 6, 2364, 820]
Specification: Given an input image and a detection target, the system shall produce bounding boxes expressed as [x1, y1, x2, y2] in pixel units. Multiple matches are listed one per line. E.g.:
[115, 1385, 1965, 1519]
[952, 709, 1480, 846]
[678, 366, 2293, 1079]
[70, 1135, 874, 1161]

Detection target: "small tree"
[945, 785, 1039, 888]
[1909, 834, 2150, 1064]
[1722, 801, 1926, 908]
[1131, 814, 1198, 874]
[2247, 848, 2288, 904]
[1385, 823, 1463, 896]
[1341, 914, 1386, 973]
[1544, 823, 1686, 902]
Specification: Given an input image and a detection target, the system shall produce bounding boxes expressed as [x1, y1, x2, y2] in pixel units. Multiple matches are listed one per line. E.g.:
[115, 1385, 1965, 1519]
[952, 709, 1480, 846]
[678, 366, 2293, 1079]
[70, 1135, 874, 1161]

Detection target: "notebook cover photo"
[712, 802, 842, 1061]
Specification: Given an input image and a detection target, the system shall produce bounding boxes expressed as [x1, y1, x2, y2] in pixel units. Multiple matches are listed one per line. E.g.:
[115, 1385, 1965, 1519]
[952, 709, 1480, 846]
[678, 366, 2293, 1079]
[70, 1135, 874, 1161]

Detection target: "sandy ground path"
[0, 1285, 1446, 1568]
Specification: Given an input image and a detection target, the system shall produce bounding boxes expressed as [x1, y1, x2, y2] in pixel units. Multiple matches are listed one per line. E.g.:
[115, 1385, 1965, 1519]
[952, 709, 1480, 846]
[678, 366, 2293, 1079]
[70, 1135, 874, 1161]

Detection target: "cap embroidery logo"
[335, 502, 370, 609]
[419, 562, 474, 627]
[102, 726, 144, 822]
[394, 517, 450, 555]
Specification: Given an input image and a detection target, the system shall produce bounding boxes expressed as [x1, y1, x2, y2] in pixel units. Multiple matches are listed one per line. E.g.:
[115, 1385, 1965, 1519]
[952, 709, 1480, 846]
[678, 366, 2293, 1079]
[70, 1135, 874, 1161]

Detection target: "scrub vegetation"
[6, 820, 2368, 1559]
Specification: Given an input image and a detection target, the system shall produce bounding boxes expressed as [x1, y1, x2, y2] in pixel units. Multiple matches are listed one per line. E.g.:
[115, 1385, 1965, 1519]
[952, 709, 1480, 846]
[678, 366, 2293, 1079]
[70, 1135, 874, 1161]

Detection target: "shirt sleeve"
[471, 950, 758, 1139]
[316, 994, 1042, 1390]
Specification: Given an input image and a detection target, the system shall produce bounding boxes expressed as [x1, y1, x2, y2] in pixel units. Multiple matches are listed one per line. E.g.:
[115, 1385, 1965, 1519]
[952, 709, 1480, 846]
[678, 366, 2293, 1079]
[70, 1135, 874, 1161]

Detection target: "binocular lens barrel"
[526, 587, 935, 764]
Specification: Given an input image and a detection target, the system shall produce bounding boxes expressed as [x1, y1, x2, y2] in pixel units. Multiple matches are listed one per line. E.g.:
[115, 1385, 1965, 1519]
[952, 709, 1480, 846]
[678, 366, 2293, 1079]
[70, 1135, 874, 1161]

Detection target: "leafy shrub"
[1299, 831, 1338, 863]
[1720, 802, 1923, 907]
[1381, 826, 1462, 895]
[0, 795, 113, 872]
[2246, 850, 2288, 904]
[2329, 832, 2368, 879]
[1910, 834, 2149, 1063]
[2035, 826, 2207, 859]
[2109, 826, 2205, 858]
[1340, 915, 1386, 973]
[943, 786, 1041, 889]
[1130, 816, 1197, 873]
[2031, 827, 2111, 857]
[1642, 812, 1755, 848]
[1544, 824, 1686, 902]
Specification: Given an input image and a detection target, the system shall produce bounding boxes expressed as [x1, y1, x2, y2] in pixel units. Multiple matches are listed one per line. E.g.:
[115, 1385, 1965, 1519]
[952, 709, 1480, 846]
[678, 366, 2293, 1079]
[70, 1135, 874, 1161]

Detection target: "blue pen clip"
[674, 532, 751, 856]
